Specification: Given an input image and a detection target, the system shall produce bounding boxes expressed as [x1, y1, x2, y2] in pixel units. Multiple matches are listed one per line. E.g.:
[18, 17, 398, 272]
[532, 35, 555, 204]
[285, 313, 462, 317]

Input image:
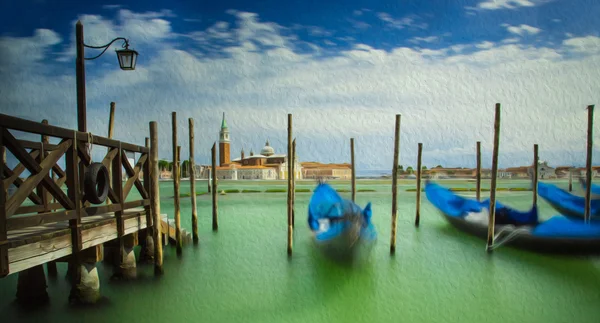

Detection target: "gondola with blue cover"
[308, 182, 377, 260]
[425, 181, 600, 254]
[537, 181, 600, 220]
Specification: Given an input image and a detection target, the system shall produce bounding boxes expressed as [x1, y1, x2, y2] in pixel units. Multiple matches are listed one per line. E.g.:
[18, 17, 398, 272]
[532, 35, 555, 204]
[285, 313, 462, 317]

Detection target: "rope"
[487, 224, 532, 251]
[86, 132, 94, 163]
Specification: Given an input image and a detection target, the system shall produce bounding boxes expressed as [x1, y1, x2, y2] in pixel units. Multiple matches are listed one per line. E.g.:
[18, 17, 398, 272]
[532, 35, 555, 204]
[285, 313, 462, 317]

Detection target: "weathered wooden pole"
[107, 102, 116, 206]
[189, 118, 199, 244]
[211, 143, 218, 231]
[287, 113, 293, 255]
[584, 105, 594, 223]
[486, 103, 501, 253]
[415, 142, 422, 227]
[533, 144, 539, 207]
[172, 112, 182, 254]
[150, 121, 163, 275]
[175, 146, 182, 254]
[390, 114, 401, 254]
[291, 138, 296, 228]
[476, 141, 481, 201]
[568, 167, 573, 192]
[39, 120, 58, 278]
[351, 138, 356, 202]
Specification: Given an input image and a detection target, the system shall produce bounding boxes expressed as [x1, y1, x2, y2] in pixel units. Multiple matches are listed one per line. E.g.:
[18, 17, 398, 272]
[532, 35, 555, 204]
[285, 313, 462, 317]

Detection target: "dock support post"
[189, 118, 199, 244]
[117, 233, 138, 280]
[16, 265, 49, 306]
[486, 103, 501, 253]
[415, 142, 422, 227]
[584, 105, 594, 224]
[476, 141, 481, 201]
[287, 114, 293, 255]
[568, 167, 573, 192]
[150, 121, 163, 275]
[68, 246, 102, 305]
[390, 114, 401, 254]
[351, 138, 356, 202]
[211, 143, 218, 231]
[139, 137, 155, 264]
[106, 102, 115, 206]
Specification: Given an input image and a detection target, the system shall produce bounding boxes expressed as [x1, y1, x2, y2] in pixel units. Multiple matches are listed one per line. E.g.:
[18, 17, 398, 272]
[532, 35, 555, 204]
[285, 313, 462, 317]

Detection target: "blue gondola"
[308, 182, 377, 260]
[425, 181, 600, 254]
[537, 181, 600, 220]
[578, 177, 600, 196]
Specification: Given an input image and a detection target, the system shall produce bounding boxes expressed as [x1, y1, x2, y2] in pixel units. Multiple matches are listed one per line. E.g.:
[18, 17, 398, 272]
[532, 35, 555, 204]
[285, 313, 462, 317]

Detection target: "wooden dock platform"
[0, 114, 171, 305]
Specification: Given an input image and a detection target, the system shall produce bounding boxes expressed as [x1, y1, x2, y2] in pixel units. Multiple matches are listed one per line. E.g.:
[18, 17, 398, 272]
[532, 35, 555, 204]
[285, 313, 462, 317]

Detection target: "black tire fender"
[84, 162, 110, 204]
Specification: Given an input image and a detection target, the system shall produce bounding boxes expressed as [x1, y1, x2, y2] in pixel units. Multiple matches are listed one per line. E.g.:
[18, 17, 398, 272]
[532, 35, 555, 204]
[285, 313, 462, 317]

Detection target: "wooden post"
[390, 114, 401, 254]
[211, 143, 218, 231]
[0, 127, 7, 277]
[569, 167, 573, 192]
[584, 105, 594, 223]
[39, 120, 58, 277]
[476, 141, 481, 201]
[150, 121, 163, 275]
[107, 102, 115, 205]
[171, 112, 182, 254]
[350, 138, 356, 202]
[287, 113, 293, 255]
[291, 138, 296, 228]
[486, 103, 501, 253]
[175, 146, 182, 254]
[415, 142, 422, 227]
[189, 118, 198, 243]
[533, 144, 538, 207]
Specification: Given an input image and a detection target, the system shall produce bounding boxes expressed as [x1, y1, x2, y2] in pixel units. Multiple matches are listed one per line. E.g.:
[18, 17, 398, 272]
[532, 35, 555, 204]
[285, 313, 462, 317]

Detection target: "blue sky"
[1, 0, 600, 171]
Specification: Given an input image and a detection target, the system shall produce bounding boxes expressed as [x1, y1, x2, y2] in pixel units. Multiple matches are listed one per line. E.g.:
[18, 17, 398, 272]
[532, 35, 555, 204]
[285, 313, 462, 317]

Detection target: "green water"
[1, 179, 600, 323]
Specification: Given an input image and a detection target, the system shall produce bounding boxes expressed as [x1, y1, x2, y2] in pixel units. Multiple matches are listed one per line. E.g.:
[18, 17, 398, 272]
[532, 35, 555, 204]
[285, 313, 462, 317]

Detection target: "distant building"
[301, 162, 352, 180]
[205, 113, 302, 180]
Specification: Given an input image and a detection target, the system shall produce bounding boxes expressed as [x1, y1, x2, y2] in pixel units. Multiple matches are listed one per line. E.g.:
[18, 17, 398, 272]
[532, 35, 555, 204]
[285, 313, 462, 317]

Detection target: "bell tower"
[219, 112, 231, 166]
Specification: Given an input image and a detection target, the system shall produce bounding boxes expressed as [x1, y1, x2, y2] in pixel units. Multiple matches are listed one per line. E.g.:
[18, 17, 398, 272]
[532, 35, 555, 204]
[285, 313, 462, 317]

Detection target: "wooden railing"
[0, 113, 152, 277]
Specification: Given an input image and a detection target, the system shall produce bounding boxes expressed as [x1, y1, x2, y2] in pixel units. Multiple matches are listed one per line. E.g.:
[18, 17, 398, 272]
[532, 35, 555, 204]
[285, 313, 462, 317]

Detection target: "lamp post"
[75, 20, 138, 133]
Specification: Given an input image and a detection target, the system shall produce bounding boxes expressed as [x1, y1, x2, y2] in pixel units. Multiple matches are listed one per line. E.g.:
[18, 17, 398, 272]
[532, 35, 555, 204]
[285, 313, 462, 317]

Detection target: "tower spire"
[221, 112, 228, 129]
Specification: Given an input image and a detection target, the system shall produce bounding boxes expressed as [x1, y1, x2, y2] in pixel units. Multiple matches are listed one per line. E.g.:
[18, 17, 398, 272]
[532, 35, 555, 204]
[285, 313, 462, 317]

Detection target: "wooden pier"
[0, 113, 177, 305]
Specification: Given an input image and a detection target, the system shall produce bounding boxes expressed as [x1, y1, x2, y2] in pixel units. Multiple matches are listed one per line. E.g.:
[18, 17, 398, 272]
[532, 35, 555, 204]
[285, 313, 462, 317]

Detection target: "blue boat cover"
[307, 183, 376, 243]
[537, 181, 600, 219]
[532, 215, 600, 238]
[579, 178, 600, 195]
[424, 181, 538, 225]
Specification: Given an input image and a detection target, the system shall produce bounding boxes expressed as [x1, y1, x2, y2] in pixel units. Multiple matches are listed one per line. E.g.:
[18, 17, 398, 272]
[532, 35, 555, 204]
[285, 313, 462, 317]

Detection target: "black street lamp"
[75, 20, 139, 133]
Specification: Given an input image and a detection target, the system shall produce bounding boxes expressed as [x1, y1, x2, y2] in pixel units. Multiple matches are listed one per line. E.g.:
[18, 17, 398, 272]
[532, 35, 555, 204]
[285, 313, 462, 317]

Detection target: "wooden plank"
[3, 167, 43, 205]
[0, 127, 8, 277]
[5, 138, 73, 217]
[121, 152, 148, 200]
[7, 210, 77, 231]
[76, 141, 92, 165]
[84, 203, 122, 217]
[101, 147, 119, 169]
[123, 199, 149, 210]
[3, 150, 40, 188]
[0, 113, 149, 153]
[18, 140, 59, 151]
[144, 137, 152, 230]
[7, 213, 147, 275]
[37, 129, 49, 213]
[14, 202, 63, 215]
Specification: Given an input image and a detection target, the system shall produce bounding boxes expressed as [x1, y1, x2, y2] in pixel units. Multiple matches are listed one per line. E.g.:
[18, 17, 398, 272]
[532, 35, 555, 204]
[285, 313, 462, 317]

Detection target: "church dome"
[260, 140, 275, 156]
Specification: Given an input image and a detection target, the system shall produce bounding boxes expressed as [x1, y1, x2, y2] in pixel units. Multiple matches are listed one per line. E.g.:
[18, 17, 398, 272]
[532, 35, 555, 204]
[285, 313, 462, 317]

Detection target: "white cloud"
[504, 24, 542, 36]
[468, 0, 552, 10]
[376, 13, 428, 30]
[475, 41, 495, 49]
[409, 36, 439, 44]
[1, 10, 600, 170]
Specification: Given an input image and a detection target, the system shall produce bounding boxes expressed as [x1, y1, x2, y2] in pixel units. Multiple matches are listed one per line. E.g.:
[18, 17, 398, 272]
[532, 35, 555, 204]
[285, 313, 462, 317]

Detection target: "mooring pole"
[189, 118, 198, 243]
[390, 114, 401, 254]
[476, 141, 481, 201]
[149, 121, 163, 275]
[415, 142, 422, 227]
[351, 138, 356, 202]
[287, 114, 293, 255]
[486, 103, 501, 253]
[584, 105, 594, 224]
[175, 146, 182, 254]
[211, 143, 219, 231]
[533, 144, 538, 208]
